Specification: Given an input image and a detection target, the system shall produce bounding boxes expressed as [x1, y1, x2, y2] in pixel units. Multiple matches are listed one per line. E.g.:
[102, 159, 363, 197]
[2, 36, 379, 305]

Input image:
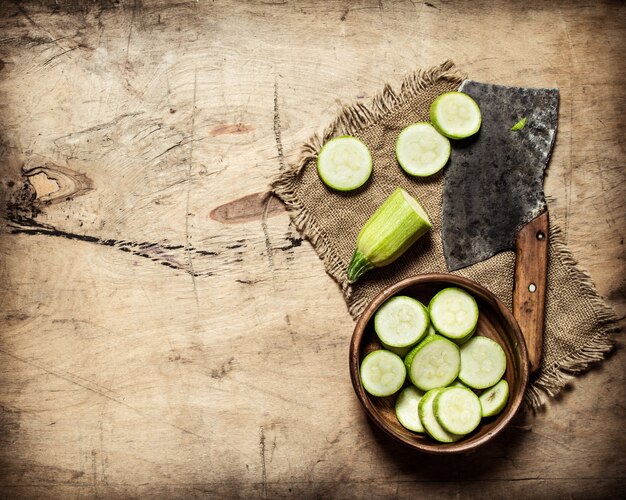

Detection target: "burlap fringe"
[523, 220, 619, 409]
[347, 291, 370, 318]
[272, 60, 466, 302]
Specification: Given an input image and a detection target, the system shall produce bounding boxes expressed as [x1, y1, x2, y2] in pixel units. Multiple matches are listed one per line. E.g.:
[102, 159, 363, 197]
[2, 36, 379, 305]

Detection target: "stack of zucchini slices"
[360, 287, 509, 443]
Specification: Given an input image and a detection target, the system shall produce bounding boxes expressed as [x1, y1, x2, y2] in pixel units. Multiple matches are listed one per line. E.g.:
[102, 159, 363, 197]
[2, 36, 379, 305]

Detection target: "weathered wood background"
[0, 0, 624, 498]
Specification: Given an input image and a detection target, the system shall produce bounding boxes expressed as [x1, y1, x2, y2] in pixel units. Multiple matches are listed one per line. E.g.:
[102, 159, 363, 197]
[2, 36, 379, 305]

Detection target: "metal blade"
[442, 80, 559, 271]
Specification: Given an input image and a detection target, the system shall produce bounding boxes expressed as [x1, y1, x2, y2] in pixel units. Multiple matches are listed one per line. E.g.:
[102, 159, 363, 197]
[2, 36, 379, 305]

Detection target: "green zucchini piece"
[375, 296, 430, 348]
[403, 331, 435, 371]
[418, 388, 463, 443]
[511, 117, 527, 131]
[459, 336, 507, 390]
[479, 379, 509, 417]
[347, 188, 432, 282]
[434, 387, 482, 435]
[360, 350, 406, 397]
[430, 91, 482, 139]
[395, 386, 426, 433]
[317, 136, 372, 191]
[429, 287, 479, 341]
[396, 123, 451, 177]
[406, 335, 461, 391]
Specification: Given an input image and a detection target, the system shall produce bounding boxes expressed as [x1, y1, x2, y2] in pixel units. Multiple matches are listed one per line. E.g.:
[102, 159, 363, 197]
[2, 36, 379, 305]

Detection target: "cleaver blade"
[441, 79, 559, 373]
[441, 80, 559, 272]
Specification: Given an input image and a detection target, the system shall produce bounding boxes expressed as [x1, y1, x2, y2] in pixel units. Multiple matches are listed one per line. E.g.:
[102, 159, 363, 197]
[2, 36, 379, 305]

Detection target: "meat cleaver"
[441, 80, 559, 373]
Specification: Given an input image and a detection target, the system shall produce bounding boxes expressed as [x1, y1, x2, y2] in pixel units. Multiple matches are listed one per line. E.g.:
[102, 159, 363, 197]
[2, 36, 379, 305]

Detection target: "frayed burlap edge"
[523, 221, 618, 409]
[271, 61, 619, 410]
[272, 60, 466, 304]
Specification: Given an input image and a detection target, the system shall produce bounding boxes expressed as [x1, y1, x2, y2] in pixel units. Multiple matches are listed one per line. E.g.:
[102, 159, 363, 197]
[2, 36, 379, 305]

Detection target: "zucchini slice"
[429, 287, 479, 341]
[479, 379, 509, 417]
[360, 350, 406, 397]
[395, 386, 426, 433]
[396, 123, 451, 177]
[430, 91, 482, 139]
[459, 336, 507, 390]
[418, 388, 463, 443]
[375, 296, 430, 348]
[406, 335, 461, 391]
[433, 387, 482, 435]
[317, 136, 372, 191]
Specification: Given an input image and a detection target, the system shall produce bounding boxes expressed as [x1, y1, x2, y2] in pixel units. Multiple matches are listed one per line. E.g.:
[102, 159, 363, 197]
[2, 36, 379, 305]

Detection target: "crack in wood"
[43, 46, 79, 66]
[5, 169, 300, 279]
[151, 136, 199, 162]
[275, 236, 303, 252]
[186, 66, 200, 310]
[7, 216, 216, 278]
[5, 175, 299, 279]
[54, 112, 144, 143]
[259, 426, 267, 499]
[273, 80, 286, 173]
[260, 195, 276, 273]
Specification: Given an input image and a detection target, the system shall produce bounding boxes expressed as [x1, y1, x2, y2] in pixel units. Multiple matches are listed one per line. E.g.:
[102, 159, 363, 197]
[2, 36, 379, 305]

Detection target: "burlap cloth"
[272, 61, 617, 408]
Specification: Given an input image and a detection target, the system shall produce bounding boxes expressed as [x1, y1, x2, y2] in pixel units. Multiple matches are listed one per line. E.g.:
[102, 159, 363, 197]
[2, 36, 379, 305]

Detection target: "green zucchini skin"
[347, 188, 431, 282]
[347, 249, 374, 283]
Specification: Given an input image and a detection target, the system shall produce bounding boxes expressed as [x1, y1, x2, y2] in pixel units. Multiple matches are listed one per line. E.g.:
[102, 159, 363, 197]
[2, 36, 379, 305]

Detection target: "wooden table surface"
[1, 1, 624, 498]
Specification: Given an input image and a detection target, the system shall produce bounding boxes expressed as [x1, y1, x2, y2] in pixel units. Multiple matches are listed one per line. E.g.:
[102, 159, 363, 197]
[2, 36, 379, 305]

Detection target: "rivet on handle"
[528, 283, 537, 293]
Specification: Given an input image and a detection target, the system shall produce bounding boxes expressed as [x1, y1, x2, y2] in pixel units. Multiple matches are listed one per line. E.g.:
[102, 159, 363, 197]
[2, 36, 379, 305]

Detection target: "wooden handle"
[513, 210, 549, 374]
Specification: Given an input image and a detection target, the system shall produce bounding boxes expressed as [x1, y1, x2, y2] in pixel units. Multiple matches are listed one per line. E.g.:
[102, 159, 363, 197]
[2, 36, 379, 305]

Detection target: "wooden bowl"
[349, 273, 529, 454]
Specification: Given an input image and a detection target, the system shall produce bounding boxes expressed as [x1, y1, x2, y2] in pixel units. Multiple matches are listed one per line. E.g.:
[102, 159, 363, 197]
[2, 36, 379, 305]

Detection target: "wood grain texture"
[0, 0, 624, 498]
[513, 211, 549, 374]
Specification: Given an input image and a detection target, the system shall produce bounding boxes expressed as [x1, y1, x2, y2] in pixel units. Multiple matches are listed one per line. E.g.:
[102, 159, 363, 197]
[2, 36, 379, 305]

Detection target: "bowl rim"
[349, 273, 529, 455]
